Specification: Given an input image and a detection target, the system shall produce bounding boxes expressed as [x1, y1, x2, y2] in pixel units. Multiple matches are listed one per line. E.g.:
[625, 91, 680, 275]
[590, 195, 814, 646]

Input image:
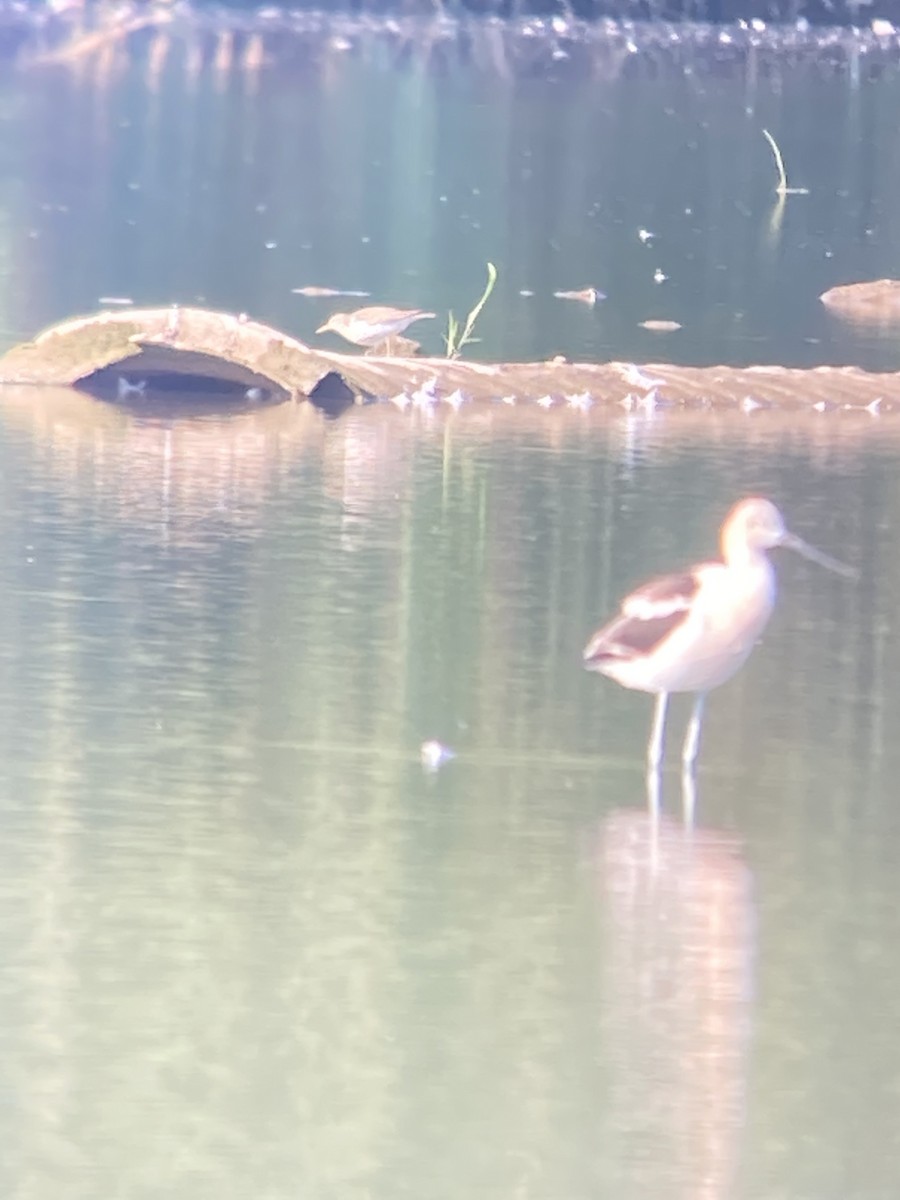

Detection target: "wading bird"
[583, 497, 853, 773]
[316, 305, 436, 349]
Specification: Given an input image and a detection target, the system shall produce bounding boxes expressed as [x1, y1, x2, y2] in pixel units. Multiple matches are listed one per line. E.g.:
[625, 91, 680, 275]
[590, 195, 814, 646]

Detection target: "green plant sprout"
[762, 129, 809, 197]
[444, 262, 498, 359]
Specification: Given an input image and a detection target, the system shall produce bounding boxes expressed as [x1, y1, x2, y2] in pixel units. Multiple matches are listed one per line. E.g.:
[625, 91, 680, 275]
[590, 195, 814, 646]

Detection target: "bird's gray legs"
[645, 691, 706, 827]
[680, 694, 706, 829]
[645, 693, 667, 828]
[647, 691, 669, 771]
[681, 693, 706, 772]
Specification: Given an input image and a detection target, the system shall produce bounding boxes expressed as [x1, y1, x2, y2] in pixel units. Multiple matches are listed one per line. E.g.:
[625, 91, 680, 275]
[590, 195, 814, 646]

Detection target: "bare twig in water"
[762, 129, 809, 197]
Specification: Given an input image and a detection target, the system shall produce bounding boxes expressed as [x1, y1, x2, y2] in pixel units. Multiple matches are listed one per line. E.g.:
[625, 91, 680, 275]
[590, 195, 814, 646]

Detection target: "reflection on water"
[0, 386, 326, 533]
[599, 806, 753, 1200]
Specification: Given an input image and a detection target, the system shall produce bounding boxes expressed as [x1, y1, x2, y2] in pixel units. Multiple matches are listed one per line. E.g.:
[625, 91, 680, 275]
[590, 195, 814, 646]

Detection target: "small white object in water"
[867, 397, 883, 416]
[420, 740, 455, 772]
[385, 392, 411, 411]
[245, 386, 265, 401]
[411, 378, 439, 409]
[444, 388, 468, 412]
[499, 394, 517, 406]
[640, 319, 682, 333]
[740, 395, 765, 414]
[653, 268, 668, 284]
[553, 288, 605, 306]
[98, 296, 133, 306]
[567, 391, 593, 411]
[117, 376, 147, 398]
[638, 228, 655, 244]
[536, 394, 556, 409]
[872, 18, 894, 35]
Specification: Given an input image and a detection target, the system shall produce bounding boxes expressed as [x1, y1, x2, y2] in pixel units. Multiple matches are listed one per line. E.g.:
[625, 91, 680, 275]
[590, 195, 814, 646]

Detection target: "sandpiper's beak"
[780, 531, 856, 578]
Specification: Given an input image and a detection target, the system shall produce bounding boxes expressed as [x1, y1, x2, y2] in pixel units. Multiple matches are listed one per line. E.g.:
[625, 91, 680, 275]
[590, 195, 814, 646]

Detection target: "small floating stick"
[762, 128, 809, 197]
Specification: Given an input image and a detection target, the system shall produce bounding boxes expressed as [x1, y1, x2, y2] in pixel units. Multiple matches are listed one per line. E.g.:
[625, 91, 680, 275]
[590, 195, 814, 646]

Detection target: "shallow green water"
[1, 33, 900, 1200]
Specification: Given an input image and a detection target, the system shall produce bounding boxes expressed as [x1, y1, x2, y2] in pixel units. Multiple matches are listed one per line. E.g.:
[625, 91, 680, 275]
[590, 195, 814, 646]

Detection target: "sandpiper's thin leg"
[681, 693, 706, 772]
[647, 691, 669, 770]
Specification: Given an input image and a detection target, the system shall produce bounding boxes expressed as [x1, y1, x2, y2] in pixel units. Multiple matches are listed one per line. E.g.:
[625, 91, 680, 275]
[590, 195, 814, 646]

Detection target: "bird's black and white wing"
[583, 568, 705, 668]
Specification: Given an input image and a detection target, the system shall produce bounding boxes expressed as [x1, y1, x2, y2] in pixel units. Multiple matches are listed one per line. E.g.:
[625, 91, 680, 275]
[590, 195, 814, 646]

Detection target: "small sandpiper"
[316, 305, 436, 350]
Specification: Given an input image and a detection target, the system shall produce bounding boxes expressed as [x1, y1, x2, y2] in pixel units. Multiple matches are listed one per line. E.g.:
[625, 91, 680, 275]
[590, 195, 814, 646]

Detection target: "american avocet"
[583, 497, 853, 773]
